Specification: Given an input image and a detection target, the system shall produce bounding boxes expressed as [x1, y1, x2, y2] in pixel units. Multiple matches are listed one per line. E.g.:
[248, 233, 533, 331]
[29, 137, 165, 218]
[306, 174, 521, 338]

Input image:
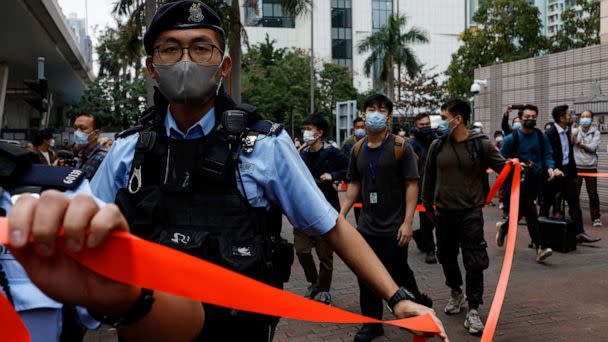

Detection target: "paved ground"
[275, 200, 608, 342]
[84, 197, 608, 342]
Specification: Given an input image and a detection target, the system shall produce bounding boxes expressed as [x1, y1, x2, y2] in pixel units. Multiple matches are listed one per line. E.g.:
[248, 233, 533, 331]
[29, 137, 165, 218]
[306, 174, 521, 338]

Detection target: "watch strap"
[91, 288, 155, 328]
[387, 287, 416, 313]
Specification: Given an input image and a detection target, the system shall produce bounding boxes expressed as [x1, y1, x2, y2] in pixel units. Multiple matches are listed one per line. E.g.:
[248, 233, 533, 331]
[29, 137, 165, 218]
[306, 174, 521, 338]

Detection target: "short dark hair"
[445, 99, 471, 123]
[494, 130, 504, 137]
[363, 94, 393, 115]
[76, 113, 103, 130]
[353, 117, 364, 126]
[414, 113, 430, 124]
[520, 104, 539, 117]
[32, 128, 54, 147]
[303, 114, 330, 137]
[551, 105, 569, 122]
[440, 103, 448, 111]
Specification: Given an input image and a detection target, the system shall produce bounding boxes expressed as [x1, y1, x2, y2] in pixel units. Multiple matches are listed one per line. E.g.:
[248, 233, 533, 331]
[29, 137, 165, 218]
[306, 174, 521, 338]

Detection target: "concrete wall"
[473, 44, 608, 212]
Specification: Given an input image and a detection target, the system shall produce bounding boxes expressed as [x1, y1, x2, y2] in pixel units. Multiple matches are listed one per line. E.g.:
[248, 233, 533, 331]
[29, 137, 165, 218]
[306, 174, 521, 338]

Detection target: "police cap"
[144, 0, 224, 56]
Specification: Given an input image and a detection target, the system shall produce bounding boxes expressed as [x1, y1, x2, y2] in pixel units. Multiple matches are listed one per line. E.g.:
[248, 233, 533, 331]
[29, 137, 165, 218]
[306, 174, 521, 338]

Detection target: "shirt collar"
[555, 123, 567, 134]
[164, 106, 216, 139]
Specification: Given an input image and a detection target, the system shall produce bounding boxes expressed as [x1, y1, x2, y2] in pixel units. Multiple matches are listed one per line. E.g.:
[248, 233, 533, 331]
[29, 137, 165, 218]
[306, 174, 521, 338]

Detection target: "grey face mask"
[153, 60, 223, 105]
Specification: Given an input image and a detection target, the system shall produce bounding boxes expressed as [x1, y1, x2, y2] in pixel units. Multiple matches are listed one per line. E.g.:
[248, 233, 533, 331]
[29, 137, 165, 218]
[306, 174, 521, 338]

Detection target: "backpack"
[351, 134, 406, 161]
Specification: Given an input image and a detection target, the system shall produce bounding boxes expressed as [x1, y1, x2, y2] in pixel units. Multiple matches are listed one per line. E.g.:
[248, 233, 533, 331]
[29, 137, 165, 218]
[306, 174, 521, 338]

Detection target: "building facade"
[473, 43, 608, 210]
[66, 13, 93, 66]
[243, 0, 465, 93]
[0, 0, 94, 142]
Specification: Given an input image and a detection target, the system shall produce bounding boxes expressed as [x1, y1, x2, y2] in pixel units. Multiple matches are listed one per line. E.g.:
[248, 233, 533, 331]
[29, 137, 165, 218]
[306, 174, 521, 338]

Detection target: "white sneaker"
[444, 290, 466, 315]
[536, 247, 553, 263]
[593, 219, 602, 227]
[464, 309, 485, 335]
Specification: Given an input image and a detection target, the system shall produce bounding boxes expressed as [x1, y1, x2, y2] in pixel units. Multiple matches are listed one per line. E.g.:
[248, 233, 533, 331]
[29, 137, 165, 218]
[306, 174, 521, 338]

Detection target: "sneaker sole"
[464, 319, 484, 336]
[536, 250, 553, 263]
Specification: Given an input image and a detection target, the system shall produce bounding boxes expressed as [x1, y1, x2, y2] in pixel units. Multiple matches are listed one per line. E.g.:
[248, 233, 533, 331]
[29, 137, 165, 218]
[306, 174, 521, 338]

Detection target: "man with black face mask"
[408, 113, 437, 264]
[497, 105, 561, 263]
[77, 1, 446, 341]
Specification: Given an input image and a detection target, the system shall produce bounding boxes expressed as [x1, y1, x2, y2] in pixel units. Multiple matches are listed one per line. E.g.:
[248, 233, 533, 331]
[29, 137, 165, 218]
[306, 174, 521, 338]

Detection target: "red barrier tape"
[0, 218, 440, 342]
[481, 160, 521, 342]
[578, 172, 608, 177]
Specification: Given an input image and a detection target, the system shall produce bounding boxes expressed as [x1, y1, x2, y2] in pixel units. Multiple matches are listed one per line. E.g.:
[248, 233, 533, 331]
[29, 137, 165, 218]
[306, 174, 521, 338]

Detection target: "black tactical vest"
[114, 90, 292, 287]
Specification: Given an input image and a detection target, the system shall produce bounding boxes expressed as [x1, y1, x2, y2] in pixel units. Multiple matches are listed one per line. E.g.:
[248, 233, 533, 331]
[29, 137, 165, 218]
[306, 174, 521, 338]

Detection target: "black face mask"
[523, 119, 536, 129]
[415, 126, 433, 140]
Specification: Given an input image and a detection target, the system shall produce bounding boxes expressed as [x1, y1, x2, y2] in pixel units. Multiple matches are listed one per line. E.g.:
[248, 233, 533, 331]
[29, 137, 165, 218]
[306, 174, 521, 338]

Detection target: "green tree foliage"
[70, 25, 147, 131]
[550, 0, 600, 53]
[446, 0, 547, 97]
[242, 36, 359, 137]
[357, 14, 428, 100]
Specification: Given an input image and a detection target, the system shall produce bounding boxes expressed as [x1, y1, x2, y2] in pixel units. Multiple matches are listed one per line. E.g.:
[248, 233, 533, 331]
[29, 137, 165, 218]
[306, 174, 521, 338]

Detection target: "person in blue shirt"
[86, 1, 447, 341]
[497, 104, 561, 263]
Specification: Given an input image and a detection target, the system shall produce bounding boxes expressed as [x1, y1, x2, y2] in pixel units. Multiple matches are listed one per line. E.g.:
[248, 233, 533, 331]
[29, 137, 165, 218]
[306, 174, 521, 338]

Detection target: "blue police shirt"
[91, 107, 338, 236]
[0, 181, 101, 342]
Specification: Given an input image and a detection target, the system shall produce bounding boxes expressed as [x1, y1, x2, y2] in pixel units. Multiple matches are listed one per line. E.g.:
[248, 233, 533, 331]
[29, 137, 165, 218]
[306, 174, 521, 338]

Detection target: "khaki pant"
[293, 229, 333, 292]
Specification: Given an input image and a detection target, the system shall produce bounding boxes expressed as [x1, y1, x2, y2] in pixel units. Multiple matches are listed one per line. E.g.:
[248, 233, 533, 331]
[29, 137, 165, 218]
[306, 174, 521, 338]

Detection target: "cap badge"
[188, 3, 205, 23]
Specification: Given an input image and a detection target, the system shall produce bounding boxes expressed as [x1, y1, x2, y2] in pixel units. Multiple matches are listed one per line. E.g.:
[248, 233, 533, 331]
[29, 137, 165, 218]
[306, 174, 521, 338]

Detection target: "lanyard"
[364, 134, 388, 182]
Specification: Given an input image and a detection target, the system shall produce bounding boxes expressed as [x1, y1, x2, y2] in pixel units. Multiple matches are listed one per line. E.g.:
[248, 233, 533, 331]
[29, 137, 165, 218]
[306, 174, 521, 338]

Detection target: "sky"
[56, 0, 115, 71]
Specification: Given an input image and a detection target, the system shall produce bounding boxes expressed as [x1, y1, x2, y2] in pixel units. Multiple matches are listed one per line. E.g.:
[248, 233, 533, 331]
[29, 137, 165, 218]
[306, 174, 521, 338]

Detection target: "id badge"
[370, 192, 378, 204]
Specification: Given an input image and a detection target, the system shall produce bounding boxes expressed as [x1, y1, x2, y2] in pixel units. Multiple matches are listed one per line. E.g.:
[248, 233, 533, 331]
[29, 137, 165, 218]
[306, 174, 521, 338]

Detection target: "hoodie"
[422, 131, 506, 212]
[573, 125, 601, 169]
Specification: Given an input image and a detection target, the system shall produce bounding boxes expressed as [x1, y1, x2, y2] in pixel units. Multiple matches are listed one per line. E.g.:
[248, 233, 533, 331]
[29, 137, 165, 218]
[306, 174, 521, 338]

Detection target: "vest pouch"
[155, 229, 210, 256]
[217, 233, 264, 276]
[273, 237, 294, 283]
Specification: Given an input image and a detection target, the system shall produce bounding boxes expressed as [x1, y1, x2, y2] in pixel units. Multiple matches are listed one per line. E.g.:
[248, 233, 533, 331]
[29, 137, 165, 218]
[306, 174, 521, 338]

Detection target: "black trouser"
[198, 304, 277, 341]
[541, 168, 585, 235]
[576, 168, 601, 221]
[357, 231, 421, 323]
[502, 173, 543, 248]
[413, 211, 436, 253]
[436, 209, 488, 309]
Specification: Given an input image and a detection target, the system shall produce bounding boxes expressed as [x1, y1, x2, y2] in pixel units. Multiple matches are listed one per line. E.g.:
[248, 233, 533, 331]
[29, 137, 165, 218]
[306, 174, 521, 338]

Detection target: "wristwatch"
[91, 288, 155, 327]
[387, 287, 416, 313]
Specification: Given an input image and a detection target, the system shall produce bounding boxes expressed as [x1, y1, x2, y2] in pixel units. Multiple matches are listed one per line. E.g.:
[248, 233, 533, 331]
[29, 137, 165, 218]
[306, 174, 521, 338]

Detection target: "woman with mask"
[32, 129, 57, 166]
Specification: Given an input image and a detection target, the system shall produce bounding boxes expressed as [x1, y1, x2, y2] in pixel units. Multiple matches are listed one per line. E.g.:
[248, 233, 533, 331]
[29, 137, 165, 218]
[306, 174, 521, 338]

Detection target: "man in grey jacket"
[573, 110, 602, 227]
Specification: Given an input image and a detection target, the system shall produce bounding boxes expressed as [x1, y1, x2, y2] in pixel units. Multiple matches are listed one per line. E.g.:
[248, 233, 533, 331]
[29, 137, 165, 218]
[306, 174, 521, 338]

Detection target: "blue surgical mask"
[354, 128, 366, 139]
[438, 118, 457, 136]
[365, 112, 388, 133]
[74, 130, 90, 147]
[580, 118, 592, 127]
[513, 122, 522, 130]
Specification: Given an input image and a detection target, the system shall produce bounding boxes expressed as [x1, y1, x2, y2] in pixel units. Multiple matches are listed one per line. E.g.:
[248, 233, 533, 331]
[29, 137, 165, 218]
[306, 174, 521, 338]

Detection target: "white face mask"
[303, 130, 317, 145]
[49, 139, 56, 147]
[398, 131, 406, 137]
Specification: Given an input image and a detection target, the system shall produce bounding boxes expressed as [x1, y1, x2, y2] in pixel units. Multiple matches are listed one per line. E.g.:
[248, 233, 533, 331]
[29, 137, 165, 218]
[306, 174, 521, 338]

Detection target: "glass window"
[262, 0, 295, 28]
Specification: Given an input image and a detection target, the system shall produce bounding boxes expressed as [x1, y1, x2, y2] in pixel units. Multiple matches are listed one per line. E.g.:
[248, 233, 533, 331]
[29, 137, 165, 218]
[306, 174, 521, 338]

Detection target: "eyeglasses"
[153, 42, 224, 65]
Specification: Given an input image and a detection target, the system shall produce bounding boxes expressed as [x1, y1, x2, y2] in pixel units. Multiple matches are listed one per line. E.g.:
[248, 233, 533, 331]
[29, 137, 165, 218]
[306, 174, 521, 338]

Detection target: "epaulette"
[12, 165, 85, 193]
[115, 125, 145, 140]
[248, 120, 284, 136]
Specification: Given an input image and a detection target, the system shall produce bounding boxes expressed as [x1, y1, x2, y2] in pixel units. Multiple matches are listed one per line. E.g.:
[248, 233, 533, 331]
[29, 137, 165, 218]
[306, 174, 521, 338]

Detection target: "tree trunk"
[145, 0, 157, 106]
[229, 0, 242, 104]
[387, 56, 395, 100]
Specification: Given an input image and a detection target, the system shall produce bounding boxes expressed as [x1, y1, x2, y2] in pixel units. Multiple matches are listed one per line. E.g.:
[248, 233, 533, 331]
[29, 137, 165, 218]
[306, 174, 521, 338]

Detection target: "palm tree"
[111, 0, 310, 104]
[358, 14, 429, 99]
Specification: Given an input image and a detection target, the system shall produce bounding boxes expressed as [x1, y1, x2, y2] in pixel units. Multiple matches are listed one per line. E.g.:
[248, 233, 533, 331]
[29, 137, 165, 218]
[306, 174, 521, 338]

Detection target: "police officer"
[11, 1, 447, 341]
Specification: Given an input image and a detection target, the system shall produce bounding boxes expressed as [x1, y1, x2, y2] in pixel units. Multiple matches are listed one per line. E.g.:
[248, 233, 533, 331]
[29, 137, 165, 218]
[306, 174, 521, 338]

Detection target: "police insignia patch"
[188, 3, 205, 23]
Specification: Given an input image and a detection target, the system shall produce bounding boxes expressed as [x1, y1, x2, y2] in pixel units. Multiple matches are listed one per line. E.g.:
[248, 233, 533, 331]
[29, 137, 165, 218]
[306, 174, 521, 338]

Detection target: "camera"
[470, 79, 488, 95]
[511, 104, 525, 110]
[470, 83, 481, 94]
[56, 150, 76, 167]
